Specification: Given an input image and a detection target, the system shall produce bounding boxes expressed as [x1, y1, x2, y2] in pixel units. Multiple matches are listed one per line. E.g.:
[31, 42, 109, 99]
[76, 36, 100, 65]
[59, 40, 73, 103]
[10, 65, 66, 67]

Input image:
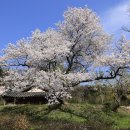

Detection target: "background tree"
[114, 69, 130, 106]
[0, 67, 4, 86]
[0, 67, 3, 77]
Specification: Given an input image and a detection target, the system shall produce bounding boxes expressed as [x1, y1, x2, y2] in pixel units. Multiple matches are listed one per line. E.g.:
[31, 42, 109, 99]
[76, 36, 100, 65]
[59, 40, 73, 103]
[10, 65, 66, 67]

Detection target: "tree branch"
[72, 66, 129, 86]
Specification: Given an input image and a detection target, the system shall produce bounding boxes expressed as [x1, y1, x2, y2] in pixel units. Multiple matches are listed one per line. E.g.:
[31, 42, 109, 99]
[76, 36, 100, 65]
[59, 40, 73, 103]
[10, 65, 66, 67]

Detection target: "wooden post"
[3, 100, 6, 106]
[14, 98, 16, 105]
[1, 97, 6, 106]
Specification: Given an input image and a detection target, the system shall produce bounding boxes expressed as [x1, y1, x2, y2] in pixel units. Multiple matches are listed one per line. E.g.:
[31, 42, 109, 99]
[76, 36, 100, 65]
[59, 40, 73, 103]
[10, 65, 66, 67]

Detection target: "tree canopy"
[0, 7, 130, 105]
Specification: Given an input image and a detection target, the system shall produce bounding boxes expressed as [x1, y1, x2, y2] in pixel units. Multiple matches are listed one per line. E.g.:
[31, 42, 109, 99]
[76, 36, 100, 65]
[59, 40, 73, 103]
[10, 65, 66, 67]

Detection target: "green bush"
[85, 111, 115, 130]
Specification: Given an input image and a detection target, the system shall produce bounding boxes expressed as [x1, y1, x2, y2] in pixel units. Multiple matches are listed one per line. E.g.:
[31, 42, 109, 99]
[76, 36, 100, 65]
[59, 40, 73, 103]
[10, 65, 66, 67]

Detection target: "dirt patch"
[118, 106, 130, 115]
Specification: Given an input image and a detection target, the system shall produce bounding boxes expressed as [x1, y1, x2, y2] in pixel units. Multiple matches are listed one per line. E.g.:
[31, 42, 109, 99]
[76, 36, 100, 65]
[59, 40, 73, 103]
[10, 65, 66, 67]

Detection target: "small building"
[1, 87, 48, 105]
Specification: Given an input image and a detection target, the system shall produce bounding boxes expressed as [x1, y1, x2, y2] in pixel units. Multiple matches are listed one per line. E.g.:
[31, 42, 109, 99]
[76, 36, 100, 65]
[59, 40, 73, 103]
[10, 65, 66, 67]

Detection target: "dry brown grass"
[118, 106, 130, 115]
[0, 114, 30, 130]
[13, 114, 30, 130]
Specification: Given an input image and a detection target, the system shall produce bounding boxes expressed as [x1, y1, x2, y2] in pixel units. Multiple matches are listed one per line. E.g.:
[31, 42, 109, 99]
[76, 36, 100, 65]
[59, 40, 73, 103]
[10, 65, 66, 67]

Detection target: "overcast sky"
[0, 0, 129, 50]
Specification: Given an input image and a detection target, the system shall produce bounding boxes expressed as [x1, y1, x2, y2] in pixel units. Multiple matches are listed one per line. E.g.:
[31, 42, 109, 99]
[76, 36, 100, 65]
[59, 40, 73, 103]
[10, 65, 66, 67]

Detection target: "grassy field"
[0, 102, 130, 130]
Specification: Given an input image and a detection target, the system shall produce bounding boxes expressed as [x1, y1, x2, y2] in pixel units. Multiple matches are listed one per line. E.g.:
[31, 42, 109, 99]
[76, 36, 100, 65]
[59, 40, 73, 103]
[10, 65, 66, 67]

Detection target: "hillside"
[0, 102, 130, 130]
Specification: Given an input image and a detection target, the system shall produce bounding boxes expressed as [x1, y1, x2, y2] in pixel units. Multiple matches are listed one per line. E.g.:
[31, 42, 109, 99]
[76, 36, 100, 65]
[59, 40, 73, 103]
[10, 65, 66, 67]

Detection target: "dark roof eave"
[2, 92, 46, 98]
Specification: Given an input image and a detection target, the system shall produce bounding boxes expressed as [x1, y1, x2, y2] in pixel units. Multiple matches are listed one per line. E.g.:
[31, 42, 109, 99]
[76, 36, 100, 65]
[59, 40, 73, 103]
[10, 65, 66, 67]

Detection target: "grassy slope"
[0, 103, 130, 130]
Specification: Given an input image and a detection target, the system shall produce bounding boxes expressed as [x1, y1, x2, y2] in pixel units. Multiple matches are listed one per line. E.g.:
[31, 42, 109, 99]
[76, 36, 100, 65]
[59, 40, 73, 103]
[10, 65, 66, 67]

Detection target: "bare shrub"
[13, 114, 30, 130]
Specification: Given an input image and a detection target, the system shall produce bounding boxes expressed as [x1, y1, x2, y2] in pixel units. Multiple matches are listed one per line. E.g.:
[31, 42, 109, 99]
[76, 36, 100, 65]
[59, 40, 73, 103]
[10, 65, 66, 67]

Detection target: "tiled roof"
[2, 92, 46, 98]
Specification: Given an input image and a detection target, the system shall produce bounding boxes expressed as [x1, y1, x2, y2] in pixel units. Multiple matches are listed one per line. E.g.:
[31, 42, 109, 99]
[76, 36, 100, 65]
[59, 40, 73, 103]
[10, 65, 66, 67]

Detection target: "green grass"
[117, 116, 130, 129]
[111, 113, 130, 129]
